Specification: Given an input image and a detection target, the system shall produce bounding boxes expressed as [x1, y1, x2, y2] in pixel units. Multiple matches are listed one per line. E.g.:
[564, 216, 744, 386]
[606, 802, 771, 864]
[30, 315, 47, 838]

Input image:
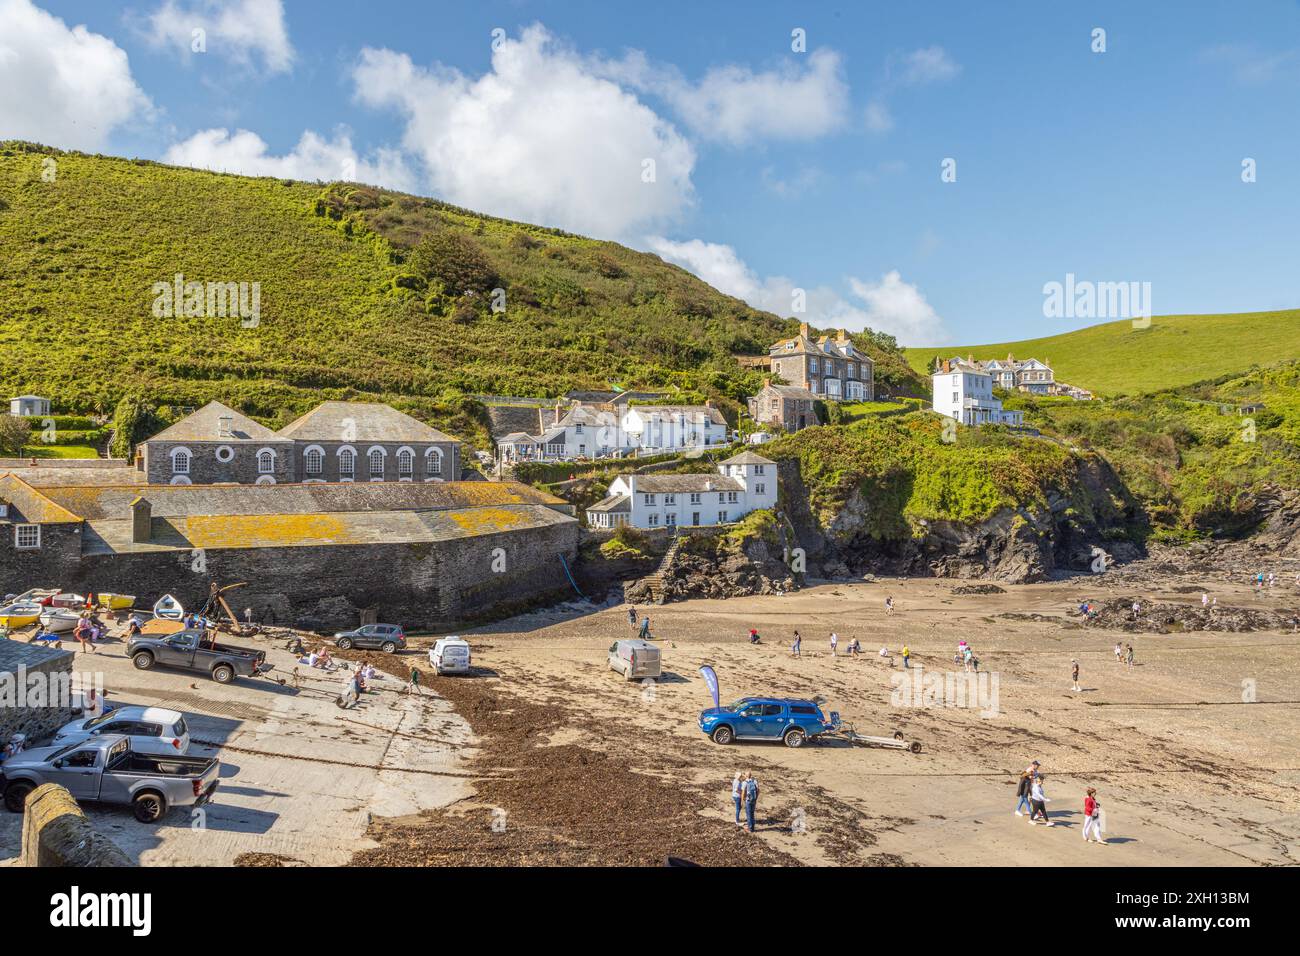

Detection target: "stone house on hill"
[747, 381, 819, 432]
[767, 323, 873, 400]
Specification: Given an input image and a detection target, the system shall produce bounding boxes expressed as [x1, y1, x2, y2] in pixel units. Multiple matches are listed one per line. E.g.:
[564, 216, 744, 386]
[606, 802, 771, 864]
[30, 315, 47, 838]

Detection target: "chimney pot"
[130, 496, 151, 544]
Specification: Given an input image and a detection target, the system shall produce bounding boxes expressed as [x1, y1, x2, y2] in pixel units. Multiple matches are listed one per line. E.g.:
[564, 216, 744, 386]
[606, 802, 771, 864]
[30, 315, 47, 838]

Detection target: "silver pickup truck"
[1, 734, 220, 823]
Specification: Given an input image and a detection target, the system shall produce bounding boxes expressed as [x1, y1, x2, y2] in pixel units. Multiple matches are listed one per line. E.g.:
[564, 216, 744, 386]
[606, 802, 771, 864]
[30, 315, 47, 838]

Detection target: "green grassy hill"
[904, 310, 1300, 396]
[0, 141, 923, 447]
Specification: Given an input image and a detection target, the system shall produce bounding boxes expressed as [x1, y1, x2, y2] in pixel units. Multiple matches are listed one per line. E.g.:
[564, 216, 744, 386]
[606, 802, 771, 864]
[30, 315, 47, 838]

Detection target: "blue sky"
[4, 0, 1299, 346]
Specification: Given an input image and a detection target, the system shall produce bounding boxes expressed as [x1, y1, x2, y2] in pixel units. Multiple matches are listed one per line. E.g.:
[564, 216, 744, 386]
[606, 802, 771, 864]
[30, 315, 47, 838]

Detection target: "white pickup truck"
[1, 734, 220, 823]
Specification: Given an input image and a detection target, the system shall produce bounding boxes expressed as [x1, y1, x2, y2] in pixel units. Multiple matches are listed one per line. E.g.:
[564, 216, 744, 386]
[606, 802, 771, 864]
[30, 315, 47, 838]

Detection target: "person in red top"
[1082, 787, 1106, 845]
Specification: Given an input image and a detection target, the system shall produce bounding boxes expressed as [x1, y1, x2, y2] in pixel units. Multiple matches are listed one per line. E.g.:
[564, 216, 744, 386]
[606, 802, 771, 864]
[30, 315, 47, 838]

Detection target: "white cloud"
[351, 25, 695, 239]
[0, 0, 152, 151]
[600, 48, 850, 146]
[889, 46, 961, 86]
[864, 98, 893, 134]
[847, 271, 946, 343]
[1201, 44, 1297, 85]
[162, 127, 417, 190]
[647, 237, 947, 345]
[143, 0, 293, 74]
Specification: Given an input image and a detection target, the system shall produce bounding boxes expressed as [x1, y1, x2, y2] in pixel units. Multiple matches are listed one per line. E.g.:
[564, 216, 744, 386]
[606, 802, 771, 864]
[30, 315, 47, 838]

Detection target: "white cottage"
[587, 451, 777, 529]
[931, 360, 1023, 426]
[9, 395, 50, 417]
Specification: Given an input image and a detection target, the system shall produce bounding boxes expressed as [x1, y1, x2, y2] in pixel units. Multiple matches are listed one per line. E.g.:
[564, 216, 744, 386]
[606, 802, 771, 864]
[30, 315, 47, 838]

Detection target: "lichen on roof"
[447, 507, 533, 534]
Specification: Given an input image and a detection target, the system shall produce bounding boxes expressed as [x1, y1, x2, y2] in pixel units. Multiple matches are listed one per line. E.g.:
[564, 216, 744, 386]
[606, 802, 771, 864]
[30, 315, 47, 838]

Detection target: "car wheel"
[380, 641, 397, 654]
[783, 728, 806, 748]
[132, 791, 166, 823]
[3, 781, 33, 813]
[211, 664, 234, 684]
[711, 725, 734, 745]
[337, 637, 353, 650]
[132, 651, 155, 670]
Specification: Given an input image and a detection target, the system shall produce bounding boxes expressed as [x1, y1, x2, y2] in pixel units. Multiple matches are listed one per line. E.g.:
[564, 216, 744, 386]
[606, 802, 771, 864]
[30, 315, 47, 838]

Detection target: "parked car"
[334, 623, 406, 653]
[128, 628, 271, 684]
[608, 639, 661, 681]
[429, 637, 471, 675]
[0, 735, 219, 823]
[53, 706, 191, 756]
[698, 696, 834, 748]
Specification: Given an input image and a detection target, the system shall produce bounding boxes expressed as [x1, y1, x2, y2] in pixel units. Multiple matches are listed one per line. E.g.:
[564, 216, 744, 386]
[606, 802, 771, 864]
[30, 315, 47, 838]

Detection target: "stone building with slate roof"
[0, 474, 577, 630]
[140, 400, 462, 486]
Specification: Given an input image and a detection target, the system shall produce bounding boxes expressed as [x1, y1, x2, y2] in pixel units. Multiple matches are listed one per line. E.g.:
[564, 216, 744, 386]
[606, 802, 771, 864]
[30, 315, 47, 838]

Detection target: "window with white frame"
[643, 494, 656, 506]
[369, 449, 385, 477]
[754, 465, 765, 474]
[664, 493, 676, 505]
[397, 449, 413, 477]
[727, 492, 738, 503]
[172, 450, 190, 474]
[305, 449, 323, 476]
[14, 524, 40, 549]
[666, 513, 676, 526]
[755, 483, 766, 495]
[339, 449, 355, 477]
[718, 510, 728, 523]
[648, 513, 659, 527]
[689, 493, 701, 504]
[257, 450, 274, 474]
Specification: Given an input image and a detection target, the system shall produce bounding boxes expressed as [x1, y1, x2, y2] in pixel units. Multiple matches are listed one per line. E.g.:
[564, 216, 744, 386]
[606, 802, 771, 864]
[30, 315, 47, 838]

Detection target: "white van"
[608, 639, 662, 681]
[429, 637, 472, 675]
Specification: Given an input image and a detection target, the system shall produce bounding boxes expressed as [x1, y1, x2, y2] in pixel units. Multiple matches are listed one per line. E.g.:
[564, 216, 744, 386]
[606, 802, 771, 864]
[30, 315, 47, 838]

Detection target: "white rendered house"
[587, 451, 777, 529]
[931, 360, 1024, 426]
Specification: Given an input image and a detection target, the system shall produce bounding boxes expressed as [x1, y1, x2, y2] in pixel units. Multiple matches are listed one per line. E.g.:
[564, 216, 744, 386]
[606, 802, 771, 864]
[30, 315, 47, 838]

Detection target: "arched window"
[397, 448, 413, 477]
[369, 448, 385, 478]
[304, 448, 323, 476]
[338, 448, 355, 478]
[172, 449, 190, 474]
[257, 450, 274, 474]
[425, 447, 443, 477]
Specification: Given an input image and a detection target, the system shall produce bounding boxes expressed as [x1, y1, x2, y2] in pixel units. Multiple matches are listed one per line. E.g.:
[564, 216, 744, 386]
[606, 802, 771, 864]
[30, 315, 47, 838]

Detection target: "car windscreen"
[44, 742, 84, 762]
[174, 716, 188, 736]
[83, 711, 124, 730]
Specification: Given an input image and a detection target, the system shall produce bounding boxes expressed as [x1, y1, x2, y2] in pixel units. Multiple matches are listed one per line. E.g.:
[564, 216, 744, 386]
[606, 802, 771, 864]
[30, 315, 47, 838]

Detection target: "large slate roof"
[146, 401, 282, 443]
[278, 401, 457, 444]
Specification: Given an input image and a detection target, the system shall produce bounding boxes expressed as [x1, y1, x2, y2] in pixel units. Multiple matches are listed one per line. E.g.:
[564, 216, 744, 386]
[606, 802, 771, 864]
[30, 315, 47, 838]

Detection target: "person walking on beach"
[1113, 641, 1123, 664]
[1201, 592, 1209, 608]
[1131, 600, 1141, 622]
[627, 606, 637, 628]
[743, 773, 759, 832]
[1029, 774, 1053, 826]
[1126, 643, 1135, 669]
[885, 596, 895, 616]
[406, 665, 422, 696]
[1071, 659, 1081, 692]
[901, 644, 911, 669]
[829, 632, 839, 657]
[731, 772, 744, 825]
[791, 631, 801, 658]
[1015, 769, 1034, 816]
[638, 616, 651, 640]
[1082, 788, 1106, 845]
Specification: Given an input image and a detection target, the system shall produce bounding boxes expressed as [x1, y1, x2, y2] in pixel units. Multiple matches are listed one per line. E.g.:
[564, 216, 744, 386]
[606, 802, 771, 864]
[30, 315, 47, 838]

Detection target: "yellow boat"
[0, 602, 44, 628]
[96, 592, 136, 610]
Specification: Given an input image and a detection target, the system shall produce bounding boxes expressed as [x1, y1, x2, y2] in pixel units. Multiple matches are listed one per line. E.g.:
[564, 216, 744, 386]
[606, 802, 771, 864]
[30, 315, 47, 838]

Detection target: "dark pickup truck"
[129, 628, 272, 684]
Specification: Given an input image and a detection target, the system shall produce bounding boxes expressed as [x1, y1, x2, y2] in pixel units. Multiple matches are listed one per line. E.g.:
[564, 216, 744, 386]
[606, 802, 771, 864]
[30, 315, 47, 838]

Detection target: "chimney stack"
[837, 329, 847, 344]
[217, 414, 232, 439]
[799, 321, 810, 339]
[555, 400, 563, 426]
[130, 496, 151, 544]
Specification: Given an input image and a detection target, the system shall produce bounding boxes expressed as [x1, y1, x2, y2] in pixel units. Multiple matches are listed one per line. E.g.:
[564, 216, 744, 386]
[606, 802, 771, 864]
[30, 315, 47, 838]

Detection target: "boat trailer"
[819, 711, 923, 753]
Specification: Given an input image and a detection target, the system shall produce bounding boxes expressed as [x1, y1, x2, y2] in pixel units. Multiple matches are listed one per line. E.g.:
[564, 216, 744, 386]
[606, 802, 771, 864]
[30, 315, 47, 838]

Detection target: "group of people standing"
[1015, 760, 1107, 845]
[730, 771, 761, 832]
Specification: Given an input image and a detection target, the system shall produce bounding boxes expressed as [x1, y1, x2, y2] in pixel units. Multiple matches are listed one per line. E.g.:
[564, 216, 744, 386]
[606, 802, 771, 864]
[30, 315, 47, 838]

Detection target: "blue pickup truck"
[699, 697, 837, 748]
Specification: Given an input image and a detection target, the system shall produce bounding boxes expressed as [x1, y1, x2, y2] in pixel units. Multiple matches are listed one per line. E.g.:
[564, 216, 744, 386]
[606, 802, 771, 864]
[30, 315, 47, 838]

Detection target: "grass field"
[905, 309, 1300, 396]
[20, 444, 99, 458]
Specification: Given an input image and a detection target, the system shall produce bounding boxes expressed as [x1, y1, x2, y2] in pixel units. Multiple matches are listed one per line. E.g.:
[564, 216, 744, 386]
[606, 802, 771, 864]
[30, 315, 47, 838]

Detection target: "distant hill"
[0, 141, 924, 446]
[904, 310, 1300, 396]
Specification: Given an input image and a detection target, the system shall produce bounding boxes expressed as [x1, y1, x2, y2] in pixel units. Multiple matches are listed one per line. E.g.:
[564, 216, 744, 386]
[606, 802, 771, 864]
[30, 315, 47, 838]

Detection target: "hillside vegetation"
[1007, 362, 1300, 537]
[0, 142, 922, 448]
[904, 310, 1300, 396]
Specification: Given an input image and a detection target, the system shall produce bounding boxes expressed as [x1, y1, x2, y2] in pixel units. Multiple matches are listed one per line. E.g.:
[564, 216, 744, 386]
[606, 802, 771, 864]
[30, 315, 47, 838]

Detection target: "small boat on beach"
[38, 608, 82, 633]
[49, 592, 88, 609]
[153, 594, 184, 620]
[97, 592, 136, 611]
[0, 602, 44, 629]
